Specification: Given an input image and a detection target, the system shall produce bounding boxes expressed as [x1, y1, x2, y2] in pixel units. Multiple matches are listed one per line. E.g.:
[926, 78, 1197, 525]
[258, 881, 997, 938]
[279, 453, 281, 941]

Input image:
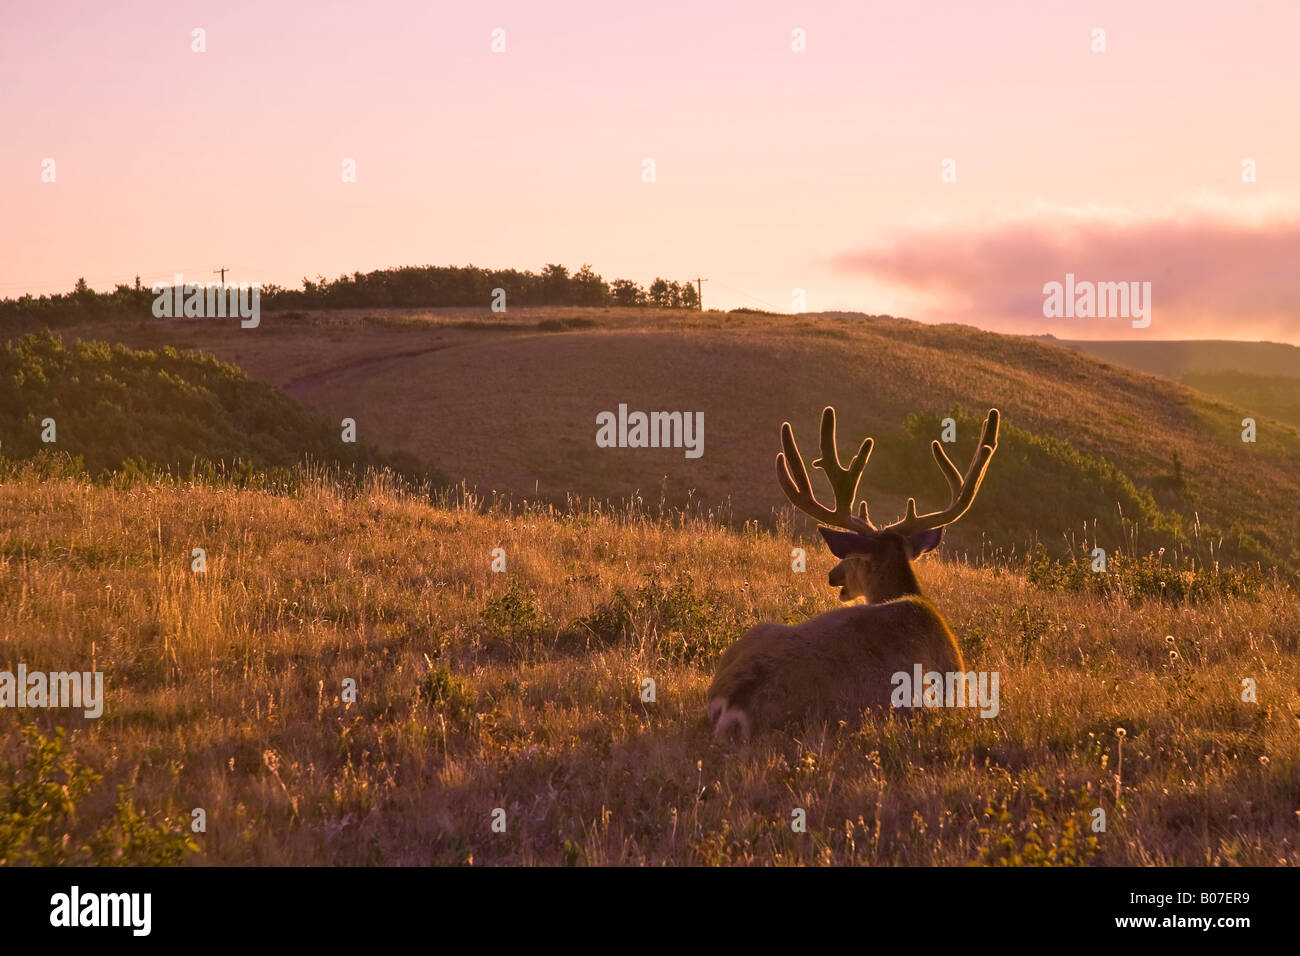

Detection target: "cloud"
[830, 213, 1300, 341]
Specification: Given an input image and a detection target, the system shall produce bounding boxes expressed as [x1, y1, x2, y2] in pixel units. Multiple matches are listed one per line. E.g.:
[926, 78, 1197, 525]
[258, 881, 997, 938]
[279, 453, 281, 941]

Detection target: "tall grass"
[1, 465, 1296, 865]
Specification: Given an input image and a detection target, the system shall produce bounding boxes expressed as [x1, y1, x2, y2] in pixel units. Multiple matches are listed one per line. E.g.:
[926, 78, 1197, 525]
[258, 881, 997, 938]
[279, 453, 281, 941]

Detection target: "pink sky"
[3, 0, 1298, 341]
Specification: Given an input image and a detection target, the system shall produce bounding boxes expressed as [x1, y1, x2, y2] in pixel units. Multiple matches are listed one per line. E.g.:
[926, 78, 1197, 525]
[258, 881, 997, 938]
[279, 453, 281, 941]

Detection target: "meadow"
[2, 463, 1296, 865]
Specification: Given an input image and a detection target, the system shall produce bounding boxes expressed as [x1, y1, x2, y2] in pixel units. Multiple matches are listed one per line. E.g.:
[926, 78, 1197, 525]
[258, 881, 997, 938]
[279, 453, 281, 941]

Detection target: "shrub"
[1, 727, 198, 867]
[0, 332, 440, 488]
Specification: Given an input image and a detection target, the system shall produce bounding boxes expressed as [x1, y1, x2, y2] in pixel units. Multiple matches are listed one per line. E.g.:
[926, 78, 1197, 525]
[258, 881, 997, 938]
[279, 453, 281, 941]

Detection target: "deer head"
[777, 407, 1000, 602]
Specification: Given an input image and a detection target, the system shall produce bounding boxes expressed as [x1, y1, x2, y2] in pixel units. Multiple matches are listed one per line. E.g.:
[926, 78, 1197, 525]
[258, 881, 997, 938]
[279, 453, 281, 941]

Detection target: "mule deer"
[707, 407, 1000, 741]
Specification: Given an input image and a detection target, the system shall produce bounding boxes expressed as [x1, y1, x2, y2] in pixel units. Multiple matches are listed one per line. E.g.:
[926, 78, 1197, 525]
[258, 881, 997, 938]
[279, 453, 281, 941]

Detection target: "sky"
[2, 0, 1298, 342]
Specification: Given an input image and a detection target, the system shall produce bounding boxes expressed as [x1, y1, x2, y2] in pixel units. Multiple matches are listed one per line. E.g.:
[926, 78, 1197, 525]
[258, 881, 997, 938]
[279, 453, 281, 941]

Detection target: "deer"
[707, 406, 1000, 741]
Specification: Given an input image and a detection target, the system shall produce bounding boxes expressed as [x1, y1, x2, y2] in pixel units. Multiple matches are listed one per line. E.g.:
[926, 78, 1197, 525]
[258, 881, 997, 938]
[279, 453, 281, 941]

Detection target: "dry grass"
[2, 469, 1297, 865]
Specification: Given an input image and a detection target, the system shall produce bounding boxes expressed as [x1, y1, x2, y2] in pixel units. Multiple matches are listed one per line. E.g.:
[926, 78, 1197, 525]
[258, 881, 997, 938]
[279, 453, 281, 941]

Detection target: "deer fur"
[707, 408, 999, 741]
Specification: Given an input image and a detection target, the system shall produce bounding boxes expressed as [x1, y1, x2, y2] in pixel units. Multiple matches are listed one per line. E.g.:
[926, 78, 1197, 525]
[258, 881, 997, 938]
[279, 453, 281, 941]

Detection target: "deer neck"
[868, 556, 922, 603]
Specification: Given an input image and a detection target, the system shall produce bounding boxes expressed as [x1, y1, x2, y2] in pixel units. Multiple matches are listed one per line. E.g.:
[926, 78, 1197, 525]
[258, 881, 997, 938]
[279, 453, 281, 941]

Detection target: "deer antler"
[776, 406, 876, 533]
[881, 409, 1000, 537]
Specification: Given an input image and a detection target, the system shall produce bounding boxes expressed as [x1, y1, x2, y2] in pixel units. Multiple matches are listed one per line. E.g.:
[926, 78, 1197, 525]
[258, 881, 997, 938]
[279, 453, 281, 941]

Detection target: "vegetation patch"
[1, 727, 198, 866]
[0, 332, 439, 486]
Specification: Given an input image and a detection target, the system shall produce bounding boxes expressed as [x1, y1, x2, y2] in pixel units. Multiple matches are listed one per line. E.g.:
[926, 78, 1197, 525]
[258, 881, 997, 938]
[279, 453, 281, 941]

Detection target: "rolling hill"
[1178, 370, 1300, 430]
[22, 306, 1300, 572]
[1042, 338, 1300, 429]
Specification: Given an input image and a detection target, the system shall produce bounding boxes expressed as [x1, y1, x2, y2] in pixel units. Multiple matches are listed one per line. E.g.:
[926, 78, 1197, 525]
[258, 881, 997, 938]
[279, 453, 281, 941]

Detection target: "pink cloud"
[831, 215, 1300, 341]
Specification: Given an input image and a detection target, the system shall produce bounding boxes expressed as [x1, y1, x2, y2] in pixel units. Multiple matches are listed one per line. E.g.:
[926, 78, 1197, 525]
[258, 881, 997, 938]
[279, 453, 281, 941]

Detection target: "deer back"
[707, 597, 963, 734]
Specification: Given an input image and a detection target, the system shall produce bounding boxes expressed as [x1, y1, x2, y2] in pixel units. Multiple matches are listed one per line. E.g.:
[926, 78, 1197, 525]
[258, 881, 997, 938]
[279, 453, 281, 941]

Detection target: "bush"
[1, 727, 198, 866]
[0, 332, 440, 487]
[480, 585, 551, 641]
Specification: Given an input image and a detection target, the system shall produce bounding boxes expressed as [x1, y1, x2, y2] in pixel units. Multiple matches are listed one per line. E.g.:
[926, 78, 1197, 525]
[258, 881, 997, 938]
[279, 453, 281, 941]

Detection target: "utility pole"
[693, 276, 708, 311]
[214, 266, 229, 284]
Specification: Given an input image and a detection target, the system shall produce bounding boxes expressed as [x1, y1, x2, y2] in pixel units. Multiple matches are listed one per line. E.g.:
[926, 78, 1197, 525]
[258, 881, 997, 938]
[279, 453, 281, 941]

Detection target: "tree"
[679, 281, 699, 310]
[648, 277, 671, 308]
[571, 264, 609, 306]
[611, 279, 643, 306]
[542, 263, 571, 304]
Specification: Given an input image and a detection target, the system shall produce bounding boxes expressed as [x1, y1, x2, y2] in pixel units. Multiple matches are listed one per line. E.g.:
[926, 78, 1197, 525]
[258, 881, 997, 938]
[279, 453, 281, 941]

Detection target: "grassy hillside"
[0, 331, 438, 485]
[1181, 370, 1300, 431]
[1043, 339, 1300, 430]
[35, 307, 1299, 572]
[1049, 338, 1300, 379]
[2, 469, 1296, 865]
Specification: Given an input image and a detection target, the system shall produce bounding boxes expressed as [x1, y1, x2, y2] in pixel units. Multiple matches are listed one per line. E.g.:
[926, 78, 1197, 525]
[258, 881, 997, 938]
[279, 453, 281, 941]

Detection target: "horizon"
[4, 0, 1299, 344]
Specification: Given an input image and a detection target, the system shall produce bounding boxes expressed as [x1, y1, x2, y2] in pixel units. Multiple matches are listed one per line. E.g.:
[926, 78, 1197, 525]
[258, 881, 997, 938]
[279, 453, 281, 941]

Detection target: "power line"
[708, 278, 786, 313]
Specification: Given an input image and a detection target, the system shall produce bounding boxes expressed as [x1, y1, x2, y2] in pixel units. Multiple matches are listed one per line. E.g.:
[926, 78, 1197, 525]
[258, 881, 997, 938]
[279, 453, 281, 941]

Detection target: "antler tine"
[813, 407, 876, 527]
[776, 406, 875, 532]
[884, 409, 1000, 536]
[929, 440, 963, 499]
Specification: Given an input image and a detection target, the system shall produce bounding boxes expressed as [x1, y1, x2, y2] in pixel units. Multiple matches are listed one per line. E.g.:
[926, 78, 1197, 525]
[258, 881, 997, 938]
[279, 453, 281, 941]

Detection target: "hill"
[1038, 338, 1300, 430]
[31, 306, 1300, 573]
[1178, 371, 1300, 431]
[1045, 338, 1300, 379]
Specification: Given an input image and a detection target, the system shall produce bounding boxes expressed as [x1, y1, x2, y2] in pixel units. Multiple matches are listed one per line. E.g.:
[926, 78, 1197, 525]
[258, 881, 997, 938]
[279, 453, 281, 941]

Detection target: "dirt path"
[283, 344, 454, 400]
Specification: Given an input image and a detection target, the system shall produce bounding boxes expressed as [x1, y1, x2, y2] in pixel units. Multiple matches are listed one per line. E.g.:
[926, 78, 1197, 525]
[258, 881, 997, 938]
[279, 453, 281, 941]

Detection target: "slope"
[27, 307, 1300, 570]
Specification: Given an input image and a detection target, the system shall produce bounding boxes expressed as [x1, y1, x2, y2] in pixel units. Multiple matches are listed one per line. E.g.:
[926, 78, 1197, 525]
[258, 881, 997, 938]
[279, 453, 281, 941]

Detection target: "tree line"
[0, 265, 702, 324]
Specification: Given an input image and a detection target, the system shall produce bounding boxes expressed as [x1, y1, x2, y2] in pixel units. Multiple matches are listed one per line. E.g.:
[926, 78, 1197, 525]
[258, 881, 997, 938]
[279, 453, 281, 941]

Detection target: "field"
[2, 307, 1299, 867]
[1, 465, 1297, 865]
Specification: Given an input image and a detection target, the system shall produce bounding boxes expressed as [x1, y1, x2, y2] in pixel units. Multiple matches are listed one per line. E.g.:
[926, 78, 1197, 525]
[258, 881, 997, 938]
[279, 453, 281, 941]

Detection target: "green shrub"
[480, 585, 550, 640]
[978, 784, 1099, 867]
[0, 332, 439, 487]
[1, 727, 198, 867]
[417, 667, 476, 726]
[634, 573, 740, 664]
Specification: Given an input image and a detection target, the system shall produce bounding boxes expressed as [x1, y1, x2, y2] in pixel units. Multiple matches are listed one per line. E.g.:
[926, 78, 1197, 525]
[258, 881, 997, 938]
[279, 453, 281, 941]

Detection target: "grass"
[1, 465, 1296, 865]
[1182, 370, 1300, 430]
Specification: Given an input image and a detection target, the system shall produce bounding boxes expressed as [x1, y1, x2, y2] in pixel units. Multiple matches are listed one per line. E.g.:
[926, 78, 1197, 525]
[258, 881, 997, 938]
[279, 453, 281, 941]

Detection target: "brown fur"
[707, 533, 963, 740]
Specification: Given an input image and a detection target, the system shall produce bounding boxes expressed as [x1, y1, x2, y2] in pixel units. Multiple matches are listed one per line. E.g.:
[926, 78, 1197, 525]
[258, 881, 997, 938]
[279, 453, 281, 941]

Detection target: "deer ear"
[818, 527, 878, 558]
[906, 527, 944, 558]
